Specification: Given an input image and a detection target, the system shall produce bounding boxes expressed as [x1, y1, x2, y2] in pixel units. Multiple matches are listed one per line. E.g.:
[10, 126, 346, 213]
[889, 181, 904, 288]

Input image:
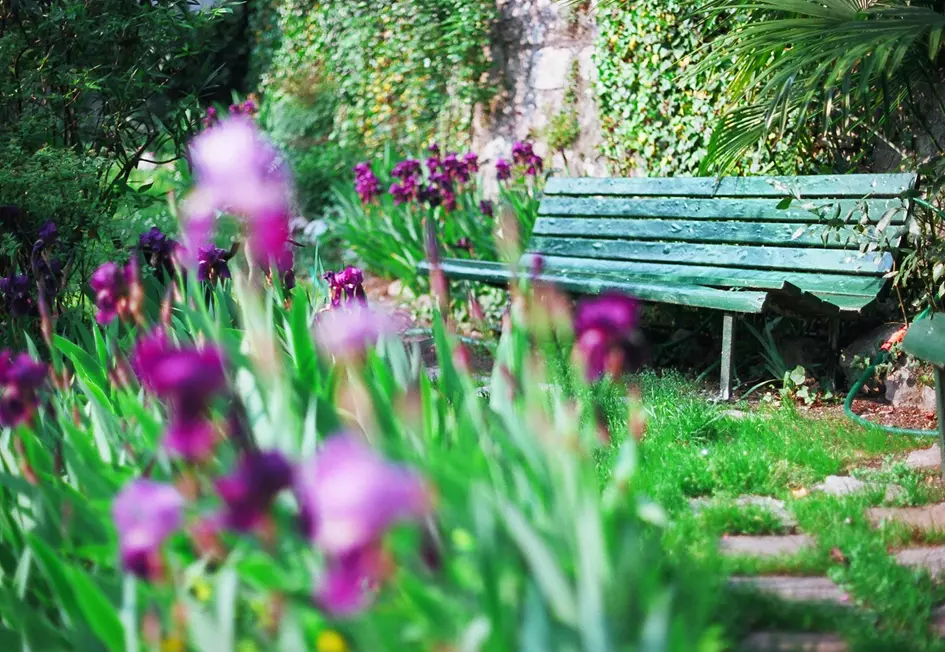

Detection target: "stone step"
[893, 546, 945, 576]
[905, 444, 940, 471]
[728, 576, 849, 605]
[812, 475, 903, 502]
[867, 504, 945, 532]
[741, 632, 848, 652]
[721, 535, 814, 558]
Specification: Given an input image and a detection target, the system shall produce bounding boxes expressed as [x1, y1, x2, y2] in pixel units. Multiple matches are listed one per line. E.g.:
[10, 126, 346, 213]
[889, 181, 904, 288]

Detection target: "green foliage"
[248, 0, 497, 218]
[594, 1, 814, 176]
[0, 257, 723, 650]
[545, 61, 582, 155]
[679, 0, 945, 174]
[0, 0, 239, 178]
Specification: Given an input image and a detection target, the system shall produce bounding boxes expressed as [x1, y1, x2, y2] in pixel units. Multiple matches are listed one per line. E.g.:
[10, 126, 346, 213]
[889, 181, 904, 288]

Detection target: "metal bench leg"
[720, 312, 735, 401]
[936, 367, 945, 481]
[827, 317, 841, 389]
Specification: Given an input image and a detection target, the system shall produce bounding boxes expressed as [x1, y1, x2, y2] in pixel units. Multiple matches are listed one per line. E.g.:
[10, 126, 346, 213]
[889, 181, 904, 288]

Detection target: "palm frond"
[680, 0, 945, 172]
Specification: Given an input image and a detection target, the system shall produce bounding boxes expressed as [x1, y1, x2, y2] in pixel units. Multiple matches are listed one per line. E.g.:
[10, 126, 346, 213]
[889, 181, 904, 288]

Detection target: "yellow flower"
[317, 630, 349, 652]
[192, 578, 212, 602]
[161, 638, 185, 652]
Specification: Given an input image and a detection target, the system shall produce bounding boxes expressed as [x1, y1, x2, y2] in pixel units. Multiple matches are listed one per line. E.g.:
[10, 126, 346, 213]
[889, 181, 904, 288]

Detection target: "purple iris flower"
[139, 227, 178, 278]
[215, 451, 293, 532]
[90, 260, 138, 325]
[323, 266, 367, 308]
[496, 159, 511, 181]
[419, 185, 442, 207]
[186, 116, 292, 265]
[276, 248, 295, 290]
[353, 162, 381, 204]
[441, 189, 457, 212]
[512, 141, 533, 164]
[202, 106, 219, 129]
[0, 275, 35, 318]
[0, 351, 47, 427]
[197, 245, 232, 282]
[526, 153, 544, 177]
[315, 306, 398, 360]
[463, 152, 479, 173]
[112, 479, 184, 580]
[574, 293, 645, 381]
[389, 183, 409, 206]
[442, 153, 469, 184]
[425, 156, 442, 174]
[316, 544, 388, 617]
[295, 435, 429, 615]
[479, 200, 494, 217]
[427, 143, 440, 155]
[391, 160, 422, 180]
[37, 221, 58, 245]
[132, 331, 228, 460]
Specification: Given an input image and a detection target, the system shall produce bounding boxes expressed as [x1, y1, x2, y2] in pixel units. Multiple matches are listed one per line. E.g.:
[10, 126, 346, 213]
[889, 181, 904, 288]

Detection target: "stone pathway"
[906, 444, 941, 471]
[741, 632, 848, 652]
[721, 535, 814, 558]
[812, 475, 904, 502]
[867, 503, 945, 531]
[893, 546, 945, 577]
[728, 576, 849, 605]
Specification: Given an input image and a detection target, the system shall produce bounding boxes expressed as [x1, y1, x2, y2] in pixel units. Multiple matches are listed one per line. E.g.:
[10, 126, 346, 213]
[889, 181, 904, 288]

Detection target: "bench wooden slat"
[812, 293, 877, 313]
[538, 197, 908, 224]
[519, 254, 885, 297]
[528, 237, 893, 275]
[425, 259, 769, 313]
[532, 217, 904, 249]
[544, 173, 917, 199]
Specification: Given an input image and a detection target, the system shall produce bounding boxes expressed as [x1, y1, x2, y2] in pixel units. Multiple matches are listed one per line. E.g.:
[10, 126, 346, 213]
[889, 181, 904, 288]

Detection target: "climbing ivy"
[250, 0, 497, 153]
[595, 2, 815, 177]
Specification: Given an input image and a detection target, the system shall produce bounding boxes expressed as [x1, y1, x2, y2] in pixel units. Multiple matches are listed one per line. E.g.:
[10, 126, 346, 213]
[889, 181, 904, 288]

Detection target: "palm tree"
[667, 0, 945, 173]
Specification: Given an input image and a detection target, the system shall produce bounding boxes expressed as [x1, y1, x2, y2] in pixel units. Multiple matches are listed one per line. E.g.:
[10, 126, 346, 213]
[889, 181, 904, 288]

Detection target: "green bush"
[595, 1, 815, 176]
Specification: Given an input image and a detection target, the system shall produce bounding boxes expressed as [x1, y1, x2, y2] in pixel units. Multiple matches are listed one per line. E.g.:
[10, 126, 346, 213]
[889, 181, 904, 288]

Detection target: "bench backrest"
[526, 174, 917, 300]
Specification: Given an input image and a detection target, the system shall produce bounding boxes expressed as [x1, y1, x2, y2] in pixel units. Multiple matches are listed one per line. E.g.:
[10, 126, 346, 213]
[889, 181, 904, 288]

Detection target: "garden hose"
[844, 307, 936, 437]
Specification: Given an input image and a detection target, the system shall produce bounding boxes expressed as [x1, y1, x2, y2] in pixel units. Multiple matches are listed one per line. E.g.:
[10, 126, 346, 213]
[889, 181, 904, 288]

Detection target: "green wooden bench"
[424, 173, 918, 398]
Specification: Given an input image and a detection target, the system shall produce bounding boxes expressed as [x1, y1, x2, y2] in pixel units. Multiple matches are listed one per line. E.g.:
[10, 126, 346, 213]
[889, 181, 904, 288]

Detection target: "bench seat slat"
[811, 293, 877, 313]
[532, 217, 903, 249]
[544, 174, 917, 199]
[423, 259, 768, 313]
[538, 197, 907, 224]
[519, 254, 885, 297]
[529, 237, 893, 276]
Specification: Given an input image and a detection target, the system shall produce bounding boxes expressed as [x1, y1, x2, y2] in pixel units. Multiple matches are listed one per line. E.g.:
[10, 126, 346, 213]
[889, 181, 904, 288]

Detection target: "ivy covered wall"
[250, 0, 496, 153]
[595, 1, 811, 177]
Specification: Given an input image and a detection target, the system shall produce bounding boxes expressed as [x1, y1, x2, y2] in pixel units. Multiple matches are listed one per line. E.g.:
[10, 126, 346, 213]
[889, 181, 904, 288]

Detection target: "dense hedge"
[595, 1, 812, 177]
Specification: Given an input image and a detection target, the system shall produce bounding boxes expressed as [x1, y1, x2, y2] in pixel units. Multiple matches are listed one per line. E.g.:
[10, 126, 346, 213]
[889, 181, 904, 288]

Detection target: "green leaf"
[498, 500, 577, 625]
[28, 536, 78, 610]
[69, 566, 124, 652]
[54, 335, 108, 391]
[776, 197, 793, 210]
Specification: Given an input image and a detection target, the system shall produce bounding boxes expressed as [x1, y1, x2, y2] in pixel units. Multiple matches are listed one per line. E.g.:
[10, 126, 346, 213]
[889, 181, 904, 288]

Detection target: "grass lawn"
[596, 372, 945, 651]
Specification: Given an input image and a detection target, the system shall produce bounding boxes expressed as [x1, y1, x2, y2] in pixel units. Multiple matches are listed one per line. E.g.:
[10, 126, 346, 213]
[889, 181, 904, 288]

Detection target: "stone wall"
[473, 0, 604, 184]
